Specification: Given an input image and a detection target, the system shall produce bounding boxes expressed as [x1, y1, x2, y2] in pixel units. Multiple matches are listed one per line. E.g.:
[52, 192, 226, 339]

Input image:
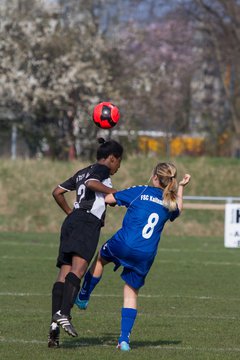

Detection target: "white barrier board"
[224, 204, 240, 248]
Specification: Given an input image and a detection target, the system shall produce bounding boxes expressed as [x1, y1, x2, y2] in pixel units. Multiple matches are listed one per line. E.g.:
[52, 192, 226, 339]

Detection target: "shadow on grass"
[61, 333, 118, 348]
[133, 339, 182, 348]
[61, 334, 181, 349]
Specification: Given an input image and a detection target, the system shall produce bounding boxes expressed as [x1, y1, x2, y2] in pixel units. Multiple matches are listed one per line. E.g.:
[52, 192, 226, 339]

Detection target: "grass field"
[0, 156, 239, 235]
[1, 231, 240, 360]
[0, 156, 239, 359]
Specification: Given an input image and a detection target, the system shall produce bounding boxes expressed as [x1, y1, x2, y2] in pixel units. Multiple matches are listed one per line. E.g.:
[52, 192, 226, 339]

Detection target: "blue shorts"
[100, 241, 147, 289]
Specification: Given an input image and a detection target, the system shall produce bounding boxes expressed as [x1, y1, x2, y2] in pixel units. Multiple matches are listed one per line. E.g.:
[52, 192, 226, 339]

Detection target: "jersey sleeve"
[85, 164, 110, 183]
[114, 186, 144, 207]
[59, 172, 78, 191]
[169, 207, 180, 222]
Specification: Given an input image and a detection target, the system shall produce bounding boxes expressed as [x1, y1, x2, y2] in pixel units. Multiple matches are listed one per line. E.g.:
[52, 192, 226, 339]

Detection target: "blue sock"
[78, 270, 101, 301]
[118, 308, 137, 344]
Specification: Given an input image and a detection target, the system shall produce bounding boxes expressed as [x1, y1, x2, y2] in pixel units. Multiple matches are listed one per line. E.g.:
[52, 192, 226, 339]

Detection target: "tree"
[182, 0, 240, 156]
[110, 7, 196, 158]
[0, 0, 123, 158]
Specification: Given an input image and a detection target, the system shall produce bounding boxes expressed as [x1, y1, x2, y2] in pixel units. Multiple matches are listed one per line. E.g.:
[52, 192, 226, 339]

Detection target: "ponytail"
[162, 177, 178, 211]
[97, 137, 105, 145]
[153, 163, 178, 211]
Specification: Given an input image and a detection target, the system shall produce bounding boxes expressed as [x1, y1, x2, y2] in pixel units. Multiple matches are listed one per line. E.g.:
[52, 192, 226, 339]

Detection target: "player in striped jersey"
[48, 138, 123, 347]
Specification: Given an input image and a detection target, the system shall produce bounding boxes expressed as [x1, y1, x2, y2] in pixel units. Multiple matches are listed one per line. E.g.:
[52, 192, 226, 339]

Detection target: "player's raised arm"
[177, 174, 191, 212]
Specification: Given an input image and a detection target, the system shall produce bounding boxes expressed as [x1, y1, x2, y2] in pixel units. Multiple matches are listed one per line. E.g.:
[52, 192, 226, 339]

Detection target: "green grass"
[0, 156, 239, 235]
[0, 156, 239, 358]
[1, 232, 240, 359]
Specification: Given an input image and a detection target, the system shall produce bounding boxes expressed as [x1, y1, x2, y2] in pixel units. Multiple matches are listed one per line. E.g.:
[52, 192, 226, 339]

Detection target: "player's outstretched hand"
[179, 174, 191, 187]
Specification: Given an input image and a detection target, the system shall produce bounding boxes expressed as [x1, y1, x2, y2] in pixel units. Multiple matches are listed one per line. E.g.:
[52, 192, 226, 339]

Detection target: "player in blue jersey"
[75, 162, 191, 351]
[48, 138, 123, 348]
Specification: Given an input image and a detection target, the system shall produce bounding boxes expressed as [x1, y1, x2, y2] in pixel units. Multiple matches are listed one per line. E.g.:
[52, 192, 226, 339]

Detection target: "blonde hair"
[153, 162, 178, 211]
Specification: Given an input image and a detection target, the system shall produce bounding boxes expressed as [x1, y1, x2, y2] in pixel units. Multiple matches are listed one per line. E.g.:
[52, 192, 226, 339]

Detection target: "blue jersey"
[106, 185, 179, 276]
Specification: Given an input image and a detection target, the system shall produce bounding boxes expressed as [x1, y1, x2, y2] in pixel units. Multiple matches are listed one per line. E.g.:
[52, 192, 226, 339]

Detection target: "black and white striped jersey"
[59, 163, 112, 221]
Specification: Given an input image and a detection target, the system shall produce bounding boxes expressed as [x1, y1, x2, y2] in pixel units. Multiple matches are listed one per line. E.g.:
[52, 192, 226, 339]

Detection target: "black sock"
[52, 281, 64, 317]
[61, 272, 80, 316]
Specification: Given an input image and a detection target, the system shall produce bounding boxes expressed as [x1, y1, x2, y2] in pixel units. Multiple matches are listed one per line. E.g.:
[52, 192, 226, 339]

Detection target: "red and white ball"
[92, 102, 120, 129]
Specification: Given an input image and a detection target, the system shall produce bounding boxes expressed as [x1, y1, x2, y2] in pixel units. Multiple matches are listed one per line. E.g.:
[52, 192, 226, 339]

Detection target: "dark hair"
[96, 138, 123, 160]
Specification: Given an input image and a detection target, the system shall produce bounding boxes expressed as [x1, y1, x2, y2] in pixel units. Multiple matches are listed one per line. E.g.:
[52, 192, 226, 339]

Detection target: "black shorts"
[56, 209, 101, 268]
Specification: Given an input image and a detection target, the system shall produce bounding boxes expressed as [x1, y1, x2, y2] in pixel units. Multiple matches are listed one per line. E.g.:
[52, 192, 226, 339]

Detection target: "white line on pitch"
[1, 255, 240, 267]
[1, 255, 55, 260]
[0, 292, 240, 302]
[0, 241, 236, 255]
[0, 338, 46, 345]
[160, 248, 240, 254]
[149, 345, 240, 352]
[0, 308, 238, 320]
[155, 259, 240, 266]
[0, 338, 240, 353]
[0, 241, 57, 248]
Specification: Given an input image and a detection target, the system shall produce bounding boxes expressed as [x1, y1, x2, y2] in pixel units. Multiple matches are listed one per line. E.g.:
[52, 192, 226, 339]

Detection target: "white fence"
[183, 196, 240, 210]
[183, 196, 240, 203]
[183, 196, 240, 248]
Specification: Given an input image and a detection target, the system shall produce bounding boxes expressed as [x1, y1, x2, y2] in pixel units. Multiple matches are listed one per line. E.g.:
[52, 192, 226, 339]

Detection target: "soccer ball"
[92, 102, 120, 129]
